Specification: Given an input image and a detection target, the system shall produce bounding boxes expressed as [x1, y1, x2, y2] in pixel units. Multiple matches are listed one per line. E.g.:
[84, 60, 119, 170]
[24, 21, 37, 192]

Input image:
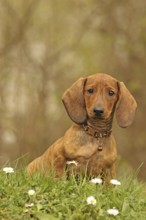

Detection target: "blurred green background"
[0, 0, 145, 180]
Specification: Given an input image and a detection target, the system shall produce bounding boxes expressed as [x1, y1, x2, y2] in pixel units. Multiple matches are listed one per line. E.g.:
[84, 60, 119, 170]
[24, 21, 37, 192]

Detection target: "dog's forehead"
[86, 73, 117, 87]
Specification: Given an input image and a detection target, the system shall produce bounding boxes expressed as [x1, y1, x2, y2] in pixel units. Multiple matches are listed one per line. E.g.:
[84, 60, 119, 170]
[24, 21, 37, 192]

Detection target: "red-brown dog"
[27, 73, 137, 181]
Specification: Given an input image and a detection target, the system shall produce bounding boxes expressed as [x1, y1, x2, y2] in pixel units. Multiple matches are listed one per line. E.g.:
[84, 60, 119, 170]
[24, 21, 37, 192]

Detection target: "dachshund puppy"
[27, 73, 137, 182]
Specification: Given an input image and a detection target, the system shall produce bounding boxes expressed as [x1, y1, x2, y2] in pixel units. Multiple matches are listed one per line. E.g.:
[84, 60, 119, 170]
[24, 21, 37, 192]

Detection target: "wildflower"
[28, 189, 36, 196]
[3, 167, 14, 174]
[66, 160, 78, 166]
[25, 203, 34, 208]
[86, 196, 97, 205]
[90, 178, 103, 185]
[107, 207, 119, 216]
[24, 209, 29, 213]
[110, 179, 121, 185]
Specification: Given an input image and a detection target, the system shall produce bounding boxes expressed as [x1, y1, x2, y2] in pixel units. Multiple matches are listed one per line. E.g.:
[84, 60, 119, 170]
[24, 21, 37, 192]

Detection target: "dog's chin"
[94, 115, 103, 120]
[89, 114, 104, 120]
[93, 114, 112, 122]
[88, 112, 109, 121]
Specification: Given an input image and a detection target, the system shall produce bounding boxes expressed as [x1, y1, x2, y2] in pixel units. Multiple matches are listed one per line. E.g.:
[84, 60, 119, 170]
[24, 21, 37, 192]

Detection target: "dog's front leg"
[101, 164, 116, 185]
[52, 155, 66, 178]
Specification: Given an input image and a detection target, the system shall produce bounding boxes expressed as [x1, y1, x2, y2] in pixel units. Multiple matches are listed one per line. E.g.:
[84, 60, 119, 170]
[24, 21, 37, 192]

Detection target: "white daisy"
[25, 203, 34, 208]
[110, 179, 121, 185]
[107, 208, 119, 216]
[3, 167, 14, 174]
[86, 196, 97, 205]
[28, 189, 36, 196]
[66, 160, 78, 166]
[90, 178, 103, 184]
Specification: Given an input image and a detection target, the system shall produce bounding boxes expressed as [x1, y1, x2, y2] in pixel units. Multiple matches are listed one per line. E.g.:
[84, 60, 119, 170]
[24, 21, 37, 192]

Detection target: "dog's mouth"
[91, 112, 111, 121]
[87, 110, 108, 121]
[87, 112, 104, 120]
[93, 113, 104, 120]
[93, 115, 103, 120]
[94, 113, 104, 119]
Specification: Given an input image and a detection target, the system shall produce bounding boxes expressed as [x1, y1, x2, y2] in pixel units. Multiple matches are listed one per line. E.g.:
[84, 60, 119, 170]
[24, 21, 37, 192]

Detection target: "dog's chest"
[78, 144, 115, 165]
[66, 138, 116, 173]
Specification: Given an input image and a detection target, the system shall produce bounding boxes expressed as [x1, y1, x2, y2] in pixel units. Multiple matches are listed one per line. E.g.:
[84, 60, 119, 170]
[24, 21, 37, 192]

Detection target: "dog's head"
[62, 73, 137, 128]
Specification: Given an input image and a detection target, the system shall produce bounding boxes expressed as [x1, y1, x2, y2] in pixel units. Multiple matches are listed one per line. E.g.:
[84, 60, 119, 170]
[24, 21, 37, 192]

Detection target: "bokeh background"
[0, 0, 145, 180]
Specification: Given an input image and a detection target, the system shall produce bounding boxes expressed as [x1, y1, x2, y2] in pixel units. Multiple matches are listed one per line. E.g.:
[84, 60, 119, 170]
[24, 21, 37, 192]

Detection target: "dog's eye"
[109, 90, 115, 96]
[87, 89, 94, 94]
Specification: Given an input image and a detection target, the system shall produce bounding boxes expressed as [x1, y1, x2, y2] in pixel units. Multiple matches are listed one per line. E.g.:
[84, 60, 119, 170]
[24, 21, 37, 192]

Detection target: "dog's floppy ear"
[116, 82, 137, 128]
[62, 77, 87, 124]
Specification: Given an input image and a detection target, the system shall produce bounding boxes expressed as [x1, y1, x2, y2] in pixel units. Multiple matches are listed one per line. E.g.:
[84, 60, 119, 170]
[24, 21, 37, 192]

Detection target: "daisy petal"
[3, 167, 14, 174]
[90, 178, 103, 184]
[66, 160, 78, 166]
[107, 208, 119, 216]
[86, 196, 97, 205]
[110, 179, 121, 185]
[28, 189, 36, 196]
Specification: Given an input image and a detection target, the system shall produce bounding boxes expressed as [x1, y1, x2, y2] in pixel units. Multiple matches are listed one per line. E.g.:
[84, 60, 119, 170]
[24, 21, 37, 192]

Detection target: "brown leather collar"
[82, 123, 112, 139]
[82, 123, 112, 151]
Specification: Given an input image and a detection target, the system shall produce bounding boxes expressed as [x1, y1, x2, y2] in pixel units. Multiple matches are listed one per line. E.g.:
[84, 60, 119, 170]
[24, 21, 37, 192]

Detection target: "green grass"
[0, 167, 146, 220]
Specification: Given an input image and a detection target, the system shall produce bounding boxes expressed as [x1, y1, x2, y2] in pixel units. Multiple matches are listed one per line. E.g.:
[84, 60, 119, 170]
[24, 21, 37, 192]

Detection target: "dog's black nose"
[93, 107, 104, 115]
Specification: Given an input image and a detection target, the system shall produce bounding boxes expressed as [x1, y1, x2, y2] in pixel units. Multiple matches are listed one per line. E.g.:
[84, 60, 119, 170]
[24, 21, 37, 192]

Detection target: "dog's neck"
[82, 116, 113, 151]
[82, 115, 113, 139]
